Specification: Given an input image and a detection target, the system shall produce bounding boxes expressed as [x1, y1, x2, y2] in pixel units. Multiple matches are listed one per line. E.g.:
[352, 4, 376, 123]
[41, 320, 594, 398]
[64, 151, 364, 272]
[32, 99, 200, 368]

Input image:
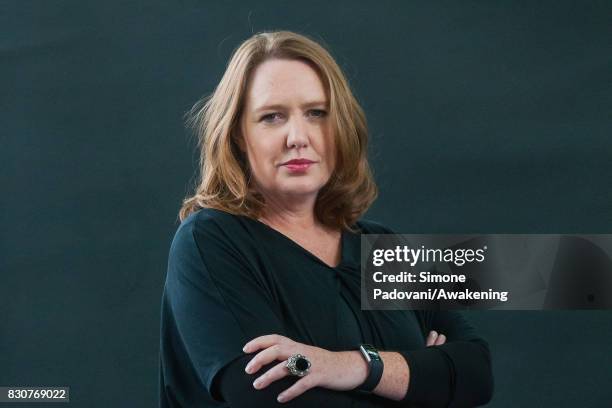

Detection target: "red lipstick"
[281, 158, 316, 173]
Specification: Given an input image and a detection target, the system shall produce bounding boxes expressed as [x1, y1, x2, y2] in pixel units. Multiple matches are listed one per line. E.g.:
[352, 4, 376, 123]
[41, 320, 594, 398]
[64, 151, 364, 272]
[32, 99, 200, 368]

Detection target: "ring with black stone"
[285, 353, 311, 377]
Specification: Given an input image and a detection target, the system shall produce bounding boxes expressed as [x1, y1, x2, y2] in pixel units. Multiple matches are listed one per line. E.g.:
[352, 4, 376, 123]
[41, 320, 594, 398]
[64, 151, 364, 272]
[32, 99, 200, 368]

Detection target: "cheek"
[246, 137, 281, 172]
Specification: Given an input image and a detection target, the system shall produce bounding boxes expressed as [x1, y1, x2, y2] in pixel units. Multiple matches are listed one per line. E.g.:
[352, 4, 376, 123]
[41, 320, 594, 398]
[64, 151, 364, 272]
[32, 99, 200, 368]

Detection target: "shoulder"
[178, 207, 240, 234]
[354, 218, 396, 234]
[170, 207, 247, 256]
[166, 208, 258, 285]
[177, 206, 255, 240]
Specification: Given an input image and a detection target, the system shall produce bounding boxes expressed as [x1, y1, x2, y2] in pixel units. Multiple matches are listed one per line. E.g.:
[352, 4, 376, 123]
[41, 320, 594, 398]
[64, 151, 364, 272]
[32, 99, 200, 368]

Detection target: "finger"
[252, 360, 289, 390]
[426, 330, 438, 346]
[434, 333, 446, 346]
[243, 334, 287, 353]
[277, 375, 316, 403]
[245, 344, 284, 374]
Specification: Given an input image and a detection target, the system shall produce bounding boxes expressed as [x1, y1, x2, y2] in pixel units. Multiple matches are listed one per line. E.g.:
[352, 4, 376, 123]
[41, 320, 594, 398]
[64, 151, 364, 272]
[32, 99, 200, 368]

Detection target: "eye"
[308, 109, 327, 118]
[260, 112, 283, 123]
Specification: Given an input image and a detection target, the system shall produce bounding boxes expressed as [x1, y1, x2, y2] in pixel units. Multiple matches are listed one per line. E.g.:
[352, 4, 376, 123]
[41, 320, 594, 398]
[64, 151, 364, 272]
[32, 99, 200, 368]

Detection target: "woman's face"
[239, 58, 335, 204]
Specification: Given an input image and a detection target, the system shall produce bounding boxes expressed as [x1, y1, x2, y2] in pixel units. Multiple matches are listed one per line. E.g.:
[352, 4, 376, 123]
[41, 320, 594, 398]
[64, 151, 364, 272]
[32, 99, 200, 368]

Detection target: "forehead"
[244, 58, 327, 109]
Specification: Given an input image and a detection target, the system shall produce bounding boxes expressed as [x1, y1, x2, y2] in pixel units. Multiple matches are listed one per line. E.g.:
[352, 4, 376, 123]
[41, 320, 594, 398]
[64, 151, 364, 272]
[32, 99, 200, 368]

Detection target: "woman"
[159, 31, 494, 407]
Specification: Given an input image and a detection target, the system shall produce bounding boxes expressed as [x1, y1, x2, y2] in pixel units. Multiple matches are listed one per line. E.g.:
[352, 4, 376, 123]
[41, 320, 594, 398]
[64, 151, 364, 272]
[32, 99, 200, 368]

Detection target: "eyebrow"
[253, 101, 328, 114]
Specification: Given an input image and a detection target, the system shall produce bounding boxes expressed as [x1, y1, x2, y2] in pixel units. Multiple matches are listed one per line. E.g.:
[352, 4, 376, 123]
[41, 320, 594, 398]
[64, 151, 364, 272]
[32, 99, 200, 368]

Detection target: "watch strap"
[356, 344, 384, 392]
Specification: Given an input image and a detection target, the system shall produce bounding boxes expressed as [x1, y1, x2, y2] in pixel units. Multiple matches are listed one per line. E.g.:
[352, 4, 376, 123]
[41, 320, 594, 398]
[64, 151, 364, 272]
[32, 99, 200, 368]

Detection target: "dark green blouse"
[159, 208, 493, 407]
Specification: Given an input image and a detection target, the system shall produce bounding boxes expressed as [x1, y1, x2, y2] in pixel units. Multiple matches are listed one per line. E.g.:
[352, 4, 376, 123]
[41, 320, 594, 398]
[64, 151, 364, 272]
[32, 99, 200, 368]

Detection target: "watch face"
[360, 344, 381, 362]
[365, 349, 381, 361]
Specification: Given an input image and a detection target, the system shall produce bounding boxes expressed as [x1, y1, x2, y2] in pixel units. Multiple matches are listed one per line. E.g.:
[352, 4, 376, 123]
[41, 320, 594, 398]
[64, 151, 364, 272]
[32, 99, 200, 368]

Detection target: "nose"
[286, 115, 309, 149]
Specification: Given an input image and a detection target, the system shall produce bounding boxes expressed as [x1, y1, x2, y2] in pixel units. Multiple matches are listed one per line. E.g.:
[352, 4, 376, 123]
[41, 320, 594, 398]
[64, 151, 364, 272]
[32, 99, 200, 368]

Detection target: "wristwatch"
[356, 344, 384, 392]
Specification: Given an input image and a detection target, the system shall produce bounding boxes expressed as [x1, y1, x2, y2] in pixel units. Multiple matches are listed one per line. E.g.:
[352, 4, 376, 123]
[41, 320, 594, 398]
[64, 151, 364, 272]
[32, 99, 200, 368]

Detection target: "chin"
[278, 181, 324, 196]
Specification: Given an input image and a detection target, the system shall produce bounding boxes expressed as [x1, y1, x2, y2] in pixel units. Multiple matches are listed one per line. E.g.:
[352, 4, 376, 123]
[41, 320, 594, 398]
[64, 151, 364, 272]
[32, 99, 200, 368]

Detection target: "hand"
[242, 334, 367, 403]
[426, 330, 446, 346]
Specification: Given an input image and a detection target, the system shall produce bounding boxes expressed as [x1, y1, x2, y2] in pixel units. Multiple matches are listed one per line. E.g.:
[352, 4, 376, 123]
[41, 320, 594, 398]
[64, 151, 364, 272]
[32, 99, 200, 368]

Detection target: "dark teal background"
[2, 1, 611, 407]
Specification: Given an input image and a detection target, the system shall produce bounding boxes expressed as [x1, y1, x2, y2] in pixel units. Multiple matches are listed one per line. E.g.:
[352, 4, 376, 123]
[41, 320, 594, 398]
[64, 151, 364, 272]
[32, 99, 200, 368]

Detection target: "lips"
[280, 158, 316, 173]
[281, 158, 315, 165]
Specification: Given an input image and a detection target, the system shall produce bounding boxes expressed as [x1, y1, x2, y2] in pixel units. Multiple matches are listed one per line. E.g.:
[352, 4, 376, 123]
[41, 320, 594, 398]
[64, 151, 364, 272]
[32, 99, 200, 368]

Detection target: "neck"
[257, 190, 319, 231]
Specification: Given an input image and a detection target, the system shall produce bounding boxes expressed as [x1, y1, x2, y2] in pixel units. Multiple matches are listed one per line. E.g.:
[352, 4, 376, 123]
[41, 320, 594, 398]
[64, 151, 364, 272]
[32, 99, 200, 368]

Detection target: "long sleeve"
[396, 310, 494, 408]
[160, 215, 287, 406]
[214, 311, 494, 408]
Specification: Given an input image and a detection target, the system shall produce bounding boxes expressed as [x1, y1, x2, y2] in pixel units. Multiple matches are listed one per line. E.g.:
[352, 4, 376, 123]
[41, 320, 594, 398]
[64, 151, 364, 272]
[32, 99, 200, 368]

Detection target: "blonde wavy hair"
[179, 30, 378, 231]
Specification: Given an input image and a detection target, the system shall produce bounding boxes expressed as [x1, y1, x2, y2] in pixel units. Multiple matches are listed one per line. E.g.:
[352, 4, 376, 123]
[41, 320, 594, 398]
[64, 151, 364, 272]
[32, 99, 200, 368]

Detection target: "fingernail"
[243, 345, 249, 352]
[253, 378, 261, 389]
[245, 364, 252, 374]
[277, 394, 285, 403]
